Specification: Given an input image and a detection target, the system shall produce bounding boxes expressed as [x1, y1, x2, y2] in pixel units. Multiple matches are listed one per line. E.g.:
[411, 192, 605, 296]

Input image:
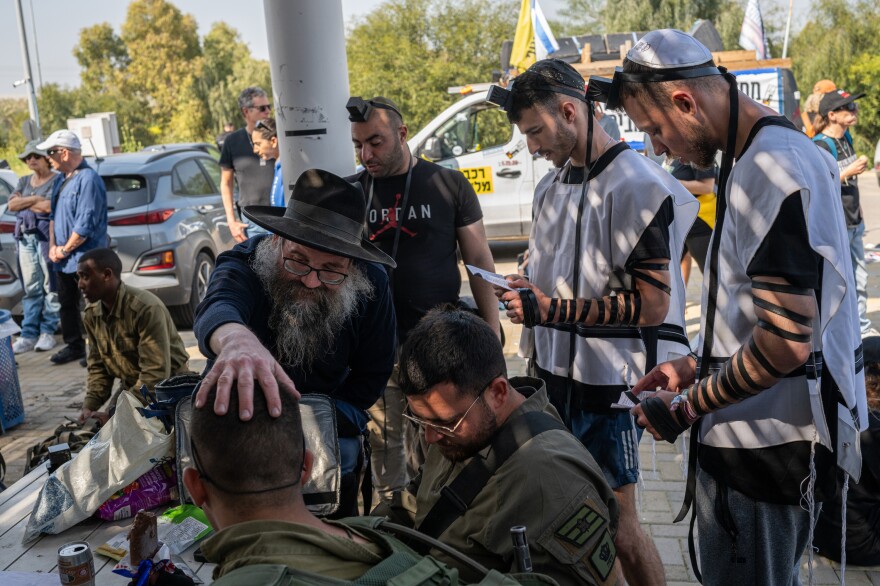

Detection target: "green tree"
[120, 0, 202, 142]
[791, 0, 880, 153]
[200, 22, 272, 134]
[73, 23, 129, 94]
[553, 0, 605, 36]
[555, 0, 780, 53]
[346, 0, 518, 132]
[68, 0, 271, 147]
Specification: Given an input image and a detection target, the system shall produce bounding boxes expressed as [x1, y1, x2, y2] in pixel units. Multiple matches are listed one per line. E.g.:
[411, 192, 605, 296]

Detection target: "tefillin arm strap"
[675, 70, 739, 584]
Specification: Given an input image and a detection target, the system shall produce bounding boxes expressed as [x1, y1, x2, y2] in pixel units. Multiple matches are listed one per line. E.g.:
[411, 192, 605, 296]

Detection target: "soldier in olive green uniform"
[76, 248, 190, 423]
[376, 308, 620, 585]
[185, 375, 548, 585]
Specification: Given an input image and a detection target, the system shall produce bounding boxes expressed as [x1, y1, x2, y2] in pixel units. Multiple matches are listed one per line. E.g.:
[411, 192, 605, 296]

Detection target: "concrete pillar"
[263, 0, 354, 194]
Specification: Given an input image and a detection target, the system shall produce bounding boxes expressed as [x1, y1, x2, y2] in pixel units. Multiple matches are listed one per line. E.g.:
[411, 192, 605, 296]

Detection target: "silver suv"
[0, 147, 235, 327]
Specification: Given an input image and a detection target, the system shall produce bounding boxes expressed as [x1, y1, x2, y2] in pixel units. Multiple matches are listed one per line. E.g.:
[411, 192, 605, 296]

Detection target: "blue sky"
[1, 0, 806, 98]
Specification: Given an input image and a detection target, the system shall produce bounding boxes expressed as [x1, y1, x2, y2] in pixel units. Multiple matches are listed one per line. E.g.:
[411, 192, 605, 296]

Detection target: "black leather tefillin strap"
[627, 261, 672, 294]
[518, 288, 540, 328]
[675, 70, 740, 584]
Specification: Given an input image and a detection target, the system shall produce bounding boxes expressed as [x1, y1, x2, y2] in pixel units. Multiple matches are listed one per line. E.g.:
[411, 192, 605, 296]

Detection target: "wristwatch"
[60, 246, 70, 257]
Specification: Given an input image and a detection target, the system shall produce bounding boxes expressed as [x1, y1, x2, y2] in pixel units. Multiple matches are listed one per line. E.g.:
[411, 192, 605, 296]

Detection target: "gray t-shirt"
[218, 127, 275, 208]
[15, 173, 59, 199]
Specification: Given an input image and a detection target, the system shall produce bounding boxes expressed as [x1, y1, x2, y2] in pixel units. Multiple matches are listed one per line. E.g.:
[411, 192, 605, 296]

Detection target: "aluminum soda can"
[58, 541, 96, 585]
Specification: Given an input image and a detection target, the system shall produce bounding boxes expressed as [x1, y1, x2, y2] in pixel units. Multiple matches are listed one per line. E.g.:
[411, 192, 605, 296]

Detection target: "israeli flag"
[532, 0, 559, 60]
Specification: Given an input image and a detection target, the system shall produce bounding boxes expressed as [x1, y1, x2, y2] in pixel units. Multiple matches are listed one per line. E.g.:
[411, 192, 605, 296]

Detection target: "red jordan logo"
[370, 192, 417, 240]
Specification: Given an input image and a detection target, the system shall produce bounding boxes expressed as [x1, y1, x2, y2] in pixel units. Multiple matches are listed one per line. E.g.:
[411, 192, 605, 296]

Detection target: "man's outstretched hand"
[196, 323, 300, 420]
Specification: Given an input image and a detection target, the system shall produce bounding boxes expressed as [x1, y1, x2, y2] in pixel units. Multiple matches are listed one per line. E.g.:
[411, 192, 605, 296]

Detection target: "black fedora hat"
[242, 169, 395, 268]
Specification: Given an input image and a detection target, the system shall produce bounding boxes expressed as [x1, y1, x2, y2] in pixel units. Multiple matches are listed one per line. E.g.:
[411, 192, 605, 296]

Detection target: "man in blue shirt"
[194, 168, 397, 517]
[38, 130, 108, 365]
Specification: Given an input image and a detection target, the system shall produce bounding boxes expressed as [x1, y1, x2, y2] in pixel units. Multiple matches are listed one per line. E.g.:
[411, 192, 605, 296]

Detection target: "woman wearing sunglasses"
[8, 141, 63, 354]
[252, 117, 285, 208]
[814, 89, 875, 336]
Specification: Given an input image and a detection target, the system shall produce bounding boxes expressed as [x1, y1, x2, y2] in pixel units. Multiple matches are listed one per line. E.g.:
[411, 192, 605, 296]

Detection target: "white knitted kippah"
[627, 29, 714, 69]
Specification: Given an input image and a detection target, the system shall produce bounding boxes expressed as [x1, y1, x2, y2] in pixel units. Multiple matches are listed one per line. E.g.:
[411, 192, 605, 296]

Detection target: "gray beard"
[251, 237, 374, 370]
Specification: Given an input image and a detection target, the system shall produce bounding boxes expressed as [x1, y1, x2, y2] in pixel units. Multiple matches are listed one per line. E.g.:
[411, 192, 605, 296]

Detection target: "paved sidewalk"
[1, 290, 879, 583]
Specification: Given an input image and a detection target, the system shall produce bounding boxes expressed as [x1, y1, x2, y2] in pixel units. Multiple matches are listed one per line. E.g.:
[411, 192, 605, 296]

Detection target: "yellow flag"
[510, 0, 536, 73]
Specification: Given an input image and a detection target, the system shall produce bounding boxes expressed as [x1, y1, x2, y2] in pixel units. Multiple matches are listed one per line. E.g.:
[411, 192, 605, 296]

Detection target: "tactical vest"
[211, 517, 558, 586]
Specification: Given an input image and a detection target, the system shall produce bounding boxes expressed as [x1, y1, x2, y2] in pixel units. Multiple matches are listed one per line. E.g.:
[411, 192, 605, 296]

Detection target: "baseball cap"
[813, 79, 837, 94]
[17, 140, 47, 160]
[36, 130, 82, 152]
[819, 90, 865, 116]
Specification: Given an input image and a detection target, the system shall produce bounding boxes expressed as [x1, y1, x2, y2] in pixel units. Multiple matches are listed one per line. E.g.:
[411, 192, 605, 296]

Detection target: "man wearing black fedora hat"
[194, 168, 397, 517]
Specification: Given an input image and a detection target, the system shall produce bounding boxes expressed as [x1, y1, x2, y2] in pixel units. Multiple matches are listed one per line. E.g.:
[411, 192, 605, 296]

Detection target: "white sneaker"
[34, 333, 57, 352]
[12, 337, 37, 354]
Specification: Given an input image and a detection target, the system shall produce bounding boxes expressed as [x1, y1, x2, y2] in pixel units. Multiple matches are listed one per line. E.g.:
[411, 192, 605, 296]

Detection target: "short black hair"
[79, 247, 122, 278]
[398, 306, 507, 399]
[369, 96, 404, 127]
[507, 59, 586, 123]
[190, 383, 305, 506]
[862, 336, 880, 411]
[618, 58, 726, 107]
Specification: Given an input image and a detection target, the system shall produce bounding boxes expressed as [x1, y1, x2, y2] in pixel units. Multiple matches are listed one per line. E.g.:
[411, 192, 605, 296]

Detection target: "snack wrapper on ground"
[112, 543, 200, 585]
[22, 393, 174, 543]
[96, 505, 213, 562]
[95, 461, 177, 521]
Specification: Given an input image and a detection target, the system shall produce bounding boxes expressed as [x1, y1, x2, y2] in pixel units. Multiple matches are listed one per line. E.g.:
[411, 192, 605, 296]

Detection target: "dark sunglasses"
[46, 148, 65, 156]
[833, 102, 858, 113]
[23, 153, 44, 162]
[250, 104, 272, 113]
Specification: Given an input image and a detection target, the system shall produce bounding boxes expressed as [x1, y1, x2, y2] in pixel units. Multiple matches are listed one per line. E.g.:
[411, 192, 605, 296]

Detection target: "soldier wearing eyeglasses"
[376, 307, 621, 585]
[219, 86, 277, 243]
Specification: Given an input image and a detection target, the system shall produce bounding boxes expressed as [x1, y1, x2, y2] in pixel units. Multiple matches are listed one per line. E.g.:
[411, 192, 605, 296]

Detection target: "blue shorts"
[569, 409, 643, 489]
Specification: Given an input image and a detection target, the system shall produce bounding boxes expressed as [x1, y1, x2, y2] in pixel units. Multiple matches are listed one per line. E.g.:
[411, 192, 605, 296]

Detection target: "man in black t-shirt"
[348, 96, 499, 499]
[667, 160, 716, 284]
[220, 87, 276, 243]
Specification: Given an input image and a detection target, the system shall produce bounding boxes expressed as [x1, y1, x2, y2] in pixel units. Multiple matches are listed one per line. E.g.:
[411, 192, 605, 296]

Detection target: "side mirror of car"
[419, 137, 444, 162]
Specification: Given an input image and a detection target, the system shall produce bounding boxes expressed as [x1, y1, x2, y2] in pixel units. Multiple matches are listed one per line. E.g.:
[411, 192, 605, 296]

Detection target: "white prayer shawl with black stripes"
[526, 146, 698, 390]
[696, 123, 867, 481]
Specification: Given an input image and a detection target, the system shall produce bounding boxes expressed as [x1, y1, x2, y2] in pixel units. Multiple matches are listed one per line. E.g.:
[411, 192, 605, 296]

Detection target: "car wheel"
[170, 252, 214, 329]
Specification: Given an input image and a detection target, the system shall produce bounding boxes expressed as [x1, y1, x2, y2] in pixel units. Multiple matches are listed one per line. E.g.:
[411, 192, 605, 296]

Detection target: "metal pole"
[781, 0, 794, 59]
[263, 0, 354, 192]
[29, 0, 44, 91]
[14, 0, 40, 137]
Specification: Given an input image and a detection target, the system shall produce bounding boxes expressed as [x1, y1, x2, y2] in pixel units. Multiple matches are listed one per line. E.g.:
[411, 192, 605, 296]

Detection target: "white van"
[408, 67, 800, 240]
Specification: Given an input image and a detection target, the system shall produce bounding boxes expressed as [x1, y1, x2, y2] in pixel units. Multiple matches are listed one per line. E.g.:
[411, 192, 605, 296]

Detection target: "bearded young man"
[347, 96, 499, 500]
[596, 30, 868, 584]
[194, 168, 396, 517]
[376, 307, 620, 586]
[491, 59, 697, 585]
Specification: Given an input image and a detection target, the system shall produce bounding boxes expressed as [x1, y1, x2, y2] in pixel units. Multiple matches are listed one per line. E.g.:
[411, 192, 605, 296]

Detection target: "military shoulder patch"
[555, 503, 607, 547]
[589, 530, 616, 581]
